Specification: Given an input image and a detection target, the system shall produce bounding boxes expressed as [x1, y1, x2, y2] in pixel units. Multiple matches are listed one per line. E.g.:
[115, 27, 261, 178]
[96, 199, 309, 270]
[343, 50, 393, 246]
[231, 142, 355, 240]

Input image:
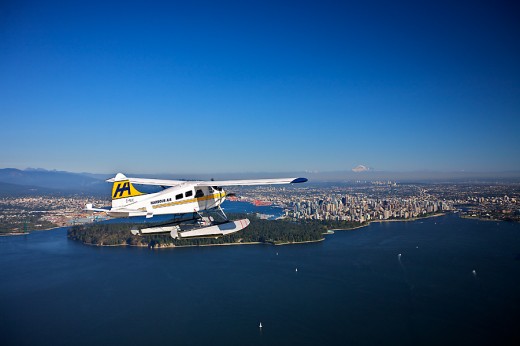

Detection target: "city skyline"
[1, 1, 519, 174]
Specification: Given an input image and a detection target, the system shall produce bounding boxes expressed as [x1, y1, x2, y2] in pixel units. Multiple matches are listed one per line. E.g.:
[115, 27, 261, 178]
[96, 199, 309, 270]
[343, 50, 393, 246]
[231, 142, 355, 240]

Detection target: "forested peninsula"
[67, 214, 362, 248]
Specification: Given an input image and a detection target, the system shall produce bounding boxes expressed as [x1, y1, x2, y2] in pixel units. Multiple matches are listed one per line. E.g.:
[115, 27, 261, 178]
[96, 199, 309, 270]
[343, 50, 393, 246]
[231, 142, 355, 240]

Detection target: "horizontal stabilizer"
[84, 204, 110, 213]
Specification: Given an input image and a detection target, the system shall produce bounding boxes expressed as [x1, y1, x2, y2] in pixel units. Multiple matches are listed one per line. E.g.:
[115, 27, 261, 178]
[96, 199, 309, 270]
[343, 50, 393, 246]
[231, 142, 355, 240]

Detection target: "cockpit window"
[195, 189, 204, 198]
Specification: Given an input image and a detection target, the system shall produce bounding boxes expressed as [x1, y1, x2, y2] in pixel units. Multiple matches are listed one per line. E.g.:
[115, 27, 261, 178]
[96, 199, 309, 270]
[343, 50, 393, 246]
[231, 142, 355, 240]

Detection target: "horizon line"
[3, 167, 520, 176]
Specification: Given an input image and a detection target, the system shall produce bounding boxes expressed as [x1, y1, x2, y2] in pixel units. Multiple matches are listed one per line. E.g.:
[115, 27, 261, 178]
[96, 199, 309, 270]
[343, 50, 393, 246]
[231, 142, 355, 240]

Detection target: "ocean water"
[1, 213, 519, 346]
[222, 200, 284, 218]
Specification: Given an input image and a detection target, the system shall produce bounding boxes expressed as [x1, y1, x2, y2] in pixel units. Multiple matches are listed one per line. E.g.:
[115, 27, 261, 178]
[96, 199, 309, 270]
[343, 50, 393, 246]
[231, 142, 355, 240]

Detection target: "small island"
[67, 213, 362, 248]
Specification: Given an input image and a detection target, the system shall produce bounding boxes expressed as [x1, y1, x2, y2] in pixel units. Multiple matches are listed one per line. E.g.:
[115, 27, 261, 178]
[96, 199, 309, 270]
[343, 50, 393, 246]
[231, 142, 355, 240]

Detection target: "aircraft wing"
[106, 176, 186, 187]
[105, 173, 307, 187]
[195, 177, 307, 187]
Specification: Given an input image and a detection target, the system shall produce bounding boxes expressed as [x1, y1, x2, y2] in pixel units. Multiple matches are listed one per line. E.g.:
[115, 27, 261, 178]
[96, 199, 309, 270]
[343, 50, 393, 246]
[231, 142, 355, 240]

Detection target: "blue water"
[1, 214, 520, 345]
[222, 200, 284, 218]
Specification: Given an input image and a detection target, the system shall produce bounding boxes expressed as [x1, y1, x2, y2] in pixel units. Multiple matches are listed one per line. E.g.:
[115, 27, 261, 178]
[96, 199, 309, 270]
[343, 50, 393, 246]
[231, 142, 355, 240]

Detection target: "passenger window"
[195, 189, 204, 198]
[176, 193, 183, 200]
[185, 190, 193, 197]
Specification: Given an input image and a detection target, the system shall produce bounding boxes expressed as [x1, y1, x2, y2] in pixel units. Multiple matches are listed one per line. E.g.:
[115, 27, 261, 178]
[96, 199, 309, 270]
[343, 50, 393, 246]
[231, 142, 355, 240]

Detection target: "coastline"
[0, 225, 65, 236]
[77, 240, 328, 249]
[273, 238, 325, 245]
[0, 232, 30, 237]
[326, 212, 447, 232]
[459, 215, 514, 223]
[370, 212, 446, 223]
[328, 224, 368, 232]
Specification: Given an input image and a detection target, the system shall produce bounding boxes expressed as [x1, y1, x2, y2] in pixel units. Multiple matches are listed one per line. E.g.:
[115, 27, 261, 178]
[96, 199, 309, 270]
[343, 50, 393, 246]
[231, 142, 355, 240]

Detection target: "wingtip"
[291, 177, 308, 184]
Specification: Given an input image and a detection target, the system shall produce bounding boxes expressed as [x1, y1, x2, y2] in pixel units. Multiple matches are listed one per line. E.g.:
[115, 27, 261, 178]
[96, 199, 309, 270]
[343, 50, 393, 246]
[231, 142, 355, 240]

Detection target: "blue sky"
[1, 0, 519, 174]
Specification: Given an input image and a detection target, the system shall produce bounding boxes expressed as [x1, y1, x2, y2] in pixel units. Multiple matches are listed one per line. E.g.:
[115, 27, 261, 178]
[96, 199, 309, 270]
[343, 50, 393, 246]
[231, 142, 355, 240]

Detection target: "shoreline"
[76, 239, 327, 249]
[459, 215, 515, 223]
[0, 232, 30, 237]
[326, 212, 447, 232]
[273, 238, 325, 246]
[370, 212, 446, 223]
[0, 225, 65, 236]
[327, 224, 369, 232]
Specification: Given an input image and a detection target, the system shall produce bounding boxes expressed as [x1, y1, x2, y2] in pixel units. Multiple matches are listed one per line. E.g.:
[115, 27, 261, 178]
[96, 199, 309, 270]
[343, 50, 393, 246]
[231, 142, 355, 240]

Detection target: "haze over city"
[1, 1, 519, 175]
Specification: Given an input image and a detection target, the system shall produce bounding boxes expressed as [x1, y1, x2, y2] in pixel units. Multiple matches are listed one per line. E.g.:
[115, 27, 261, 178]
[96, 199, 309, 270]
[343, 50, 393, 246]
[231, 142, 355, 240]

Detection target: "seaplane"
[85, 173, 307, 239]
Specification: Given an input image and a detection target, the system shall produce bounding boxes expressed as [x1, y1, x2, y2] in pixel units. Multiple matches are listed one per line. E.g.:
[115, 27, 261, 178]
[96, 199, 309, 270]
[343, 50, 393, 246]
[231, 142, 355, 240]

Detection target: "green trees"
[67, 214, 332, 247]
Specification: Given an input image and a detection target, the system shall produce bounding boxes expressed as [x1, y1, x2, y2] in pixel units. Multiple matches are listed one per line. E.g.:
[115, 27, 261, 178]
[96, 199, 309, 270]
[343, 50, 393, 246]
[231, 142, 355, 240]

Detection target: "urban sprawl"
[1, 182, 520, 233]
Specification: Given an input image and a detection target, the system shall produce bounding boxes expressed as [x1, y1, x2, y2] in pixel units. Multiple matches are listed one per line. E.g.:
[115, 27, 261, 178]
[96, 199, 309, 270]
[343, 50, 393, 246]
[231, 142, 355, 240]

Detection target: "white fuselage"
[108, 183, 226, 218]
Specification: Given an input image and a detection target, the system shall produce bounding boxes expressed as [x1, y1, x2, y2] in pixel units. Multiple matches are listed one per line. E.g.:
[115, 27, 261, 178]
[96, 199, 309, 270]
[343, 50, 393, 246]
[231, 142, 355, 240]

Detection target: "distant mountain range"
[0, 168, 519, 197]
[0, 168, 110, 196]
[0, 181, 63, 197]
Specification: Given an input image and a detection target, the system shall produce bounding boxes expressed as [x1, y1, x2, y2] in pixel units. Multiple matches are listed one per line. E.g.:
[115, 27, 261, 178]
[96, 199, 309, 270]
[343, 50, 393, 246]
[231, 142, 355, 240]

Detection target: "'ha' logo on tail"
[111, 173, 143, 200]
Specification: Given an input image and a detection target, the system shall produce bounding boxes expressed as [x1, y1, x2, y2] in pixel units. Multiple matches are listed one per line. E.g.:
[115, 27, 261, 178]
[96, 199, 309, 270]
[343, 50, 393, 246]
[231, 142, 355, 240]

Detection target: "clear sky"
[1, 0, 519, 174]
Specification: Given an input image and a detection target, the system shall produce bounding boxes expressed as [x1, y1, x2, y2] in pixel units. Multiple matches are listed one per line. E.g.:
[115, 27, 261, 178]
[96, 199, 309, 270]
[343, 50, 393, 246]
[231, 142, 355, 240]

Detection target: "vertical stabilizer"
[110, 173, 144, 207]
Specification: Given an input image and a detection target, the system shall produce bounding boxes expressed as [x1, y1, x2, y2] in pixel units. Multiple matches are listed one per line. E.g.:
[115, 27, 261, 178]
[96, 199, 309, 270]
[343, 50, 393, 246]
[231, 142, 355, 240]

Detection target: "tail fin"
[111, 173, 144, 201]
